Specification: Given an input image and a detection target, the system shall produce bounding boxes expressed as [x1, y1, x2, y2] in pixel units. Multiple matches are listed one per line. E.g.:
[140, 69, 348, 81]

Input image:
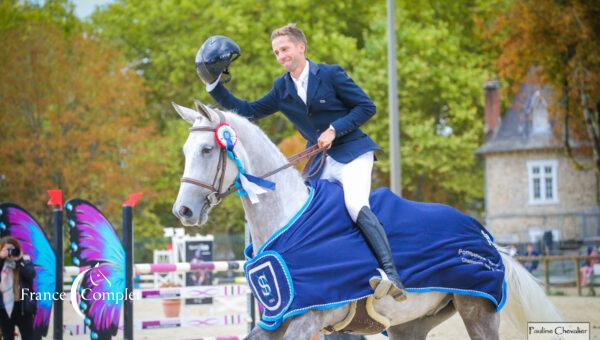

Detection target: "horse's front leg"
[245, 320, 289, 340]
[244, 312, 323, 340]
[282, 310, 324, 340]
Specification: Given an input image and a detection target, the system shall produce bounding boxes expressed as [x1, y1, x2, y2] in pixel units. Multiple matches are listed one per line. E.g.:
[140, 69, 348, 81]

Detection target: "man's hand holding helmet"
[196, 35, 241, 87]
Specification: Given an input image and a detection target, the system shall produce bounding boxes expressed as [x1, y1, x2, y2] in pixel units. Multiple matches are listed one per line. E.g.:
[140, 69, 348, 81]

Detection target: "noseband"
[180, 109, 328, 207]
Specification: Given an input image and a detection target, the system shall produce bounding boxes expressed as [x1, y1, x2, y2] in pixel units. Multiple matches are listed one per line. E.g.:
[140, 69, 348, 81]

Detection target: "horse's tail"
[497, 246, 563, 332]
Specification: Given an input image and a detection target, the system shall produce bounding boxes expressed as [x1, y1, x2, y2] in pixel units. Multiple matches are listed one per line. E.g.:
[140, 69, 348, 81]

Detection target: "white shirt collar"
[291, 60, 309, 85]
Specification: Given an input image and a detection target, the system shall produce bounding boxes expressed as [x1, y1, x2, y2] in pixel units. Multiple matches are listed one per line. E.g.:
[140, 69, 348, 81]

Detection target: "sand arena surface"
[41, 294, 598, 339]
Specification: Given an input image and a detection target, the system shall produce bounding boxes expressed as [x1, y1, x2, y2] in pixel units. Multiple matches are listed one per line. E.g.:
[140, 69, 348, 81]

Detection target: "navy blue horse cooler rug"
[244, 180, 506, 330]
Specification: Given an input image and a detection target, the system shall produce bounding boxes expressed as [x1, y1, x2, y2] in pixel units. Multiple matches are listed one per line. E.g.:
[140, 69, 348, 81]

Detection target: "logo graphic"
[70, 263, 109, 318]
[248, 261, 283, 311]
[89, 265, 111, 287]
[258, 275, 272, 296]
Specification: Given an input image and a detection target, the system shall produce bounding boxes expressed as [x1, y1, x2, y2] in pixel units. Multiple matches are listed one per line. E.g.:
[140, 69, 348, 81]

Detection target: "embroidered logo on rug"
[245, 251, 294, 321]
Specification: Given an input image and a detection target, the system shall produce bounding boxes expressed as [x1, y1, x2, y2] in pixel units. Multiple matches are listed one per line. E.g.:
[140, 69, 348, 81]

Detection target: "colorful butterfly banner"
[0, 203, 56, 339]
[66, 199, 126, 340]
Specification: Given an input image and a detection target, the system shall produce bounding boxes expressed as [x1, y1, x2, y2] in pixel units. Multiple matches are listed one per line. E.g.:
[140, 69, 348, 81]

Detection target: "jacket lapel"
[306, 60, 321, 108]
[283, 73, 306, 108]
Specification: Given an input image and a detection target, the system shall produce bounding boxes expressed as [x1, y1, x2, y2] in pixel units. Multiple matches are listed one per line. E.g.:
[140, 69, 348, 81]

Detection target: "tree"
[87, 0, 505, 228]
[89, 0, 377, 232]
[0, 18, 163, 246]
[0, 0, 80, 34]
[491, 0, 600, 172]
[351, 0, 504, 211]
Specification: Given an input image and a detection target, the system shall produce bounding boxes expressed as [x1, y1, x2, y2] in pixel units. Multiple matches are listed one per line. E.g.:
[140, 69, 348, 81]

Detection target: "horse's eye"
[201, 146, 214, 155]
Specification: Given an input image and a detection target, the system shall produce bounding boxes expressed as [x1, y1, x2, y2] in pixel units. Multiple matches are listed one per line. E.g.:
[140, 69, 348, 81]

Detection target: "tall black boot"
[356, 206, 407, 301]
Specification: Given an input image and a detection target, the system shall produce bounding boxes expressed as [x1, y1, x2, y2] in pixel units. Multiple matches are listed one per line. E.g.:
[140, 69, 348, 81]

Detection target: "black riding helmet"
[195, 35, 241, 84]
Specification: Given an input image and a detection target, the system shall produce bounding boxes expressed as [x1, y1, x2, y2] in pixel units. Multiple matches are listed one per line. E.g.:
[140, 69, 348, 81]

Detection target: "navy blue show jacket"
[209, 60, 380, 177]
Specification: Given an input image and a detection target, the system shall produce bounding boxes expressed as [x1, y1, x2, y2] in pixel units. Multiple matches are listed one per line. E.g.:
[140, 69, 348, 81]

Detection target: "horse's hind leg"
[386, 299, 456, 340]
[453, 294, 500, 340]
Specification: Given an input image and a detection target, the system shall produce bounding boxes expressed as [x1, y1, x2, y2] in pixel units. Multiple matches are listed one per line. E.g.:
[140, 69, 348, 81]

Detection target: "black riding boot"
[356, 206, 407, 301]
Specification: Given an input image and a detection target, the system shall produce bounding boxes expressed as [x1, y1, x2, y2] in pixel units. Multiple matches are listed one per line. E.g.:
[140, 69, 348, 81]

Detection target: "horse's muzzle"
[172, 201, 209, 226]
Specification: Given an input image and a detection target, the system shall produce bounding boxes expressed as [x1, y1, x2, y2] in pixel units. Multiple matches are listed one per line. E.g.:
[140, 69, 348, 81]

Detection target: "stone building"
[476, 79, 599, 246]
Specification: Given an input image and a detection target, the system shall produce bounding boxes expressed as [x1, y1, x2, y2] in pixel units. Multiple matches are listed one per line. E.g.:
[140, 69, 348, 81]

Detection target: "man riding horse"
[196, 23, 406, 301]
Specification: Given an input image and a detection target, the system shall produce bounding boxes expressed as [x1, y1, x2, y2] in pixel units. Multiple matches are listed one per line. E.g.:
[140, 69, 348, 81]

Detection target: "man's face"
[272, 35, 305, 73]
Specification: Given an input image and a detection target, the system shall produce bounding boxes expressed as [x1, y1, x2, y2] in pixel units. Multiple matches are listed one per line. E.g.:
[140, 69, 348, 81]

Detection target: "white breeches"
[320, 151, 374, 222]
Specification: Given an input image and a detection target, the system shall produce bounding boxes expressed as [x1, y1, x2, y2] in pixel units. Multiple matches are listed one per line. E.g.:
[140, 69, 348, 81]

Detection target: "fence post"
[123, 204, 133, 340]
[544, 258, 550, 294]
[122, 192, 142, 340]
[52, 207, 63, 340]
[575, 257, 582, 296]
[48, 189, 63, 340]
[245, 222, 255, 333]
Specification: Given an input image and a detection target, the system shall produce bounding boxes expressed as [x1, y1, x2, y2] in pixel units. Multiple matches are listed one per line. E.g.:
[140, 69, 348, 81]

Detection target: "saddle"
[322, 296, 391, 336]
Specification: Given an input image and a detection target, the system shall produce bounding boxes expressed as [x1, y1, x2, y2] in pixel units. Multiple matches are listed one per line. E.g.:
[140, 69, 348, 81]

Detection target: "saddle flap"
[244, 251, 294, 322]
[324, 296, 391, 336]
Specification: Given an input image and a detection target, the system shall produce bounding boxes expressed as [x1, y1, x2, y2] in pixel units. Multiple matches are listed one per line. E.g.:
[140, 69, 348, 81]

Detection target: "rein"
[180, 111, 327, 206]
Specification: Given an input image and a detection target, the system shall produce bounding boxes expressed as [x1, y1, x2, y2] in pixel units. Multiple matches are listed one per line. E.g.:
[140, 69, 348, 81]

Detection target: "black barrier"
[52, 207, 63, 340]
[122, 193, 140, 340]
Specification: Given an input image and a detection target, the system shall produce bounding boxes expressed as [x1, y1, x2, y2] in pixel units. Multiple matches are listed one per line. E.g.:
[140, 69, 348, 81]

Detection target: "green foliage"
[0, 0, 80, 34]
[0, 0, 506, 240]
[86, 0, 506, 222]
[88, 0, 377, 230]
[352, 1, 503, 210]
[89, 0, 375, 137]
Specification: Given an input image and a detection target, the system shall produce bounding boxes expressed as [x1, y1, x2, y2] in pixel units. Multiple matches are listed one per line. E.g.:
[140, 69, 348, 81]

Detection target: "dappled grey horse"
[172, 101, 562, 339]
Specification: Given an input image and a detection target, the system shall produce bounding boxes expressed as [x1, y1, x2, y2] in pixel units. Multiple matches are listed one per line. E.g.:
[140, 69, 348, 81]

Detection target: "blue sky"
[72, 0, 114, 18]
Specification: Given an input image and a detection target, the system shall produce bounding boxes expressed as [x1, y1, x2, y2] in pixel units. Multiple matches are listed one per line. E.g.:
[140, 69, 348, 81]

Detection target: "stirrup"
[369, 268, 407, 302]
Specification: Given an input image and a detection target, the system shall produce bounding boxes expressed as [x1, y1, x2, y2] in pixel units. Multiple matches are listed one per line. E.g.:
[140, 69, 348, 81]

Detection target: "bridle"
[180, 109, 231, 207]
[180, 110, 327, 207]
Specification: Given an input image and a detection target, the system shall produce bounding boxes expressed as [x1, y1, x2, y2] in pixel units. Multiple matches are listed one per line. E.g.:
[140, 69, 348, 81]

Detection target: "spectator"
[523, 243, 539, 273]
[0, 236, 36, 340]
[581, 246, 598, 287]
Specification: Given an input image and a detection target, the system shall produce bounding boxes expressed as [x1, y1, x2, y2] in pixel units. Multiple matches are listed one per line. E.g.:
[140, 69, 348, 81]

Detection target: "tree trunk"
[563, 79, 586, 170]
[581, 90, 600, 173]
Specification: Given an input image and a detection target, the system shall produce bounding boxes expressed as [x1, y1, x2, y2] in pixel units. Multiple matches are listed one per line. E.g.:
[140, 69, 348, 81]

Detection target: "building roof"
[476, 82, 564, 155]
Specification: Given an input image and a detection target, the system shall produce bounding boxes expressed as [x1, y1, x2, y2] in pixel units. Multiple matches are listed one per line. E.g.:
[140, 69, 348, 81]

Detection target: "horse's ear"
[193, 99, 214, 122]
[171, 102, 200, 125]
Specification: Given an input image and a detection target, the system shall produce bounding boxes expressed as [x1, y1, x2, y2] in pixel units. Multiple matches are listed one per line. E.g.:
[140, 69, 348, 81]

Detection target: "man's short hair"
[271, 23, 308, 50]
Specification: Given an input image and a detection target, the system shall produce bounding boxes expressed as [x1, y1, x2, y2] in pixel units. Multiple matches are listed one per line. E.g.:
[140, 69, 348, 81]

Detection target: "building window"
[527, 160, 558, 204]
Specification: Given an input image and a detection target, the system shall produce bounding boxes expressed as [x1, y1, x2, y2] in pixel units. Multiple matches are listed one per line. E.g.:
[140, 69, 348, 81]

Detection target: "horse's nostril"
[179, 206, 193, 218]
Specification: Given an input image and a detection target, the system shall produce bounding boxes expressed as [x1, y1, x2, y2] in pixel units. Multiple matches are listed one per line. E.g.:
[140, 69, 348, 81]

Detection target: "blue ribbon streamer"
[222, 134, 276, 195]
[243, 173, 276, 190]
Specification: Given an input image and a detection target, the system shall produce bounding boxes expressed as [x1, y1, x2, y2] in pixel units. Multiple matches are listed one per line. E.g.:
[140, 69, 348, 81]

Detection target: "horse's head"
[171, 101, 245, 226]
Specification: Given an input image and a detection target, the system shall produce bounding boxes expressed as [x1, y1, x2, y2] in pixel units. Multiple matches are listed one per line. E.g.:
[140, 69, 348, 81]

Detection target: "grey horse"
[172, 101, 562, 339]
